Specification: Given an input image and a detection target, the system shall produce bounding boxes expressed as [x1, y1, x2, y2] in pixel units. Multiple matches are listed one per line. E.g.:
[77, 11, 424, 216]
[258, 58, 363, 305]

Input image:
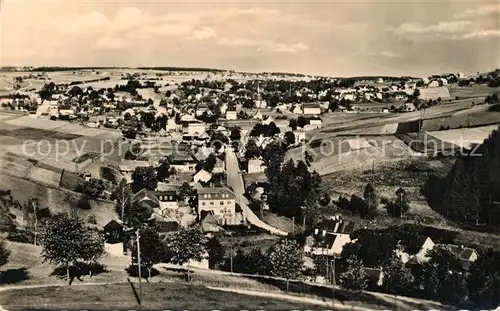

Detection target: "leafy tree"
[341, 230, 396, 268]
[206, 236, 224, 269]
[80, 230, 105, 277]
[131, 227, 164, 280]
[363, 183, 379, 217]
[0, 203, 16, 234]
[468, 248, 500, 308]
[262, 141, 286, 181]
[203, 154, 217, 172]
[229, 128, 241, 141]
[232, 247, 268, 275]
[288, 119, 298, 131]
[68, 86, 83, 97]
[382, 253, 415, 296]
[156, 159, 170, 181]
[177, 182, 195, 202]
[297, 116, 308, 128]
[80, 178, 105, 199]
[131, 166, 158, 192]
[244, 139, 261, 160]
[392, 187, 411, 217]
[125, 141, 142, 160]
[23, 197, 51, 245]
[328, 101, 339, 112]
[338, 255, 367, 292]
[268, 122, 280, 136]
[416, 245, 467, 303]
[40, 213, 104, 285]
[267, 238, 304, 291]
[163, 226, 207, 281]
[124, 201, 152, 230]
[313, 255, 329, 277]
[112, 179, 132, 221]
[284, 131, 296, 145]
[302, 189, 322, 228]
[76, 196, 92, 210]
[412, 88, 420, 99]
[0, 239, 10, 269]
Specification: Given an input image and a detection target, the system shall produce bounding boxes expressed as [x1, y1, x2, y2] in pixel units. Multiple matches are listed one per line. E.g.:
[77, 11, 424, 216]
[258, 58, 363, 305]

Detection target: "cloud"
[269, 42, 310, 53]
[458, 29, 500, 39]
[219, 37, 259, 47]
[191, 26, 217, 40]
[454, 4, 500, 19]
[380, 51, 401, 58]
[390, 21, 473, 35]
[219, 37, 309, 53]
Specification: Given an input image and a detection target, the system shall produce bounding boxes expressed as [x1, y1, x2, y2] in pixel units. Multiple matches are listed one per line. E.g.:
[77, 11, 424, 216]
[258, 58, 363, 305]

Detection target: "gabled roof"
[169, 152, 197, 164]
[194, 169, 212, 183]
[197, 185, 235, 199]
[132, 188, 160, 205]
[408, 252, 430, 265]
[316, 216, 354, 234]
[200, 213, 223, 232]
[303, 103, 321, 108]
[402, 236, 432, 255]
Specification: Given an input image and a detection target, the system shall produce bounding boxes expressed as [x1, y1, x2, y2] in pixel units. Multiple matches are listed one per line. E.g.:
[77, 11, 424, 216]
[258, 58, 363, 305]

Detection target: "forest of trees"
[424, 126, 500, 227]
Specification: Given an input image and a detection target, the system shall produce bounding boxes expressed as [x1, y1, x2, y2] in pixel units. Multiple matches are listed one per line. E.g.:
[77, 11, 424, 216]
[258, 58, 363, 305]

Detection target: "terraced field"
[288, 135, 423, 175]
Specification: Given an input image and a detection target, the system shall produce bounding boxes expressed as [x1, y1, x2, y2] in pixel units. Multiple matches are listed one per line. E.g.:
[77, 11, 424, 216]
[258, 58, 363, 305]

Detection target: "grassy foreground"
[0, 282, 320, 310]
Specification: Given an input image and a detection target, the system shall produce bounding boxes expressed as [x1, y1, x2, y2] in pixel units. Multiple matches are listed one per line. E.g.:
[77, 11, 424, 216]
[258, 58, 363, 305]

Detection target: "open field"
[449, 85, 500, 99]
[427, 124, 499, 149]
[0, 112, 122, 175]
[316, 99, 496, 137]
[0, 173, 116, 228]
[287, 135, 423, 175]
[0, 283, 324, 310]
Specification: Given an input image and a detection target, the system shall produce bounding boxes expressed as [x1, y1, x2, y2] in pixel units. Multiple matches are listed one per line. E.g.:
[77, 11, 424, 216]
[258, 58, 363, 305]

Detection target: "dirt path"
[225, 148, 287, 236]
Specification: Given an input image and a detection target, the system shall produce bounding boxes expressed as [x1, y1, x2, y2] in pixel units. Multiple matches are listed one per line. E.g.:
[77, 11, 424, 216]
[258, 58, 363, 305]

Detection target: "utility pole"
[331, 256, 336, 309]
[229, 232, 233, 273]
[31, 199, 38, 246]
[325, 255, 329, 285]
[136, 230, 142, 305]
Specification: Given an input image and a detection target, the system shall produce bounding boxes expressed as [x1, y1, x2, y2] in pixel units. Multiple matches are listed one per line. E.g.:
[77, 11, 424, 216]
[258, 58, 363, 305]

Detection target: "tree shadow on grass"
[125, 264, 159, 282]
[50, 263, 109, 285]
[0, 267, 30, 285]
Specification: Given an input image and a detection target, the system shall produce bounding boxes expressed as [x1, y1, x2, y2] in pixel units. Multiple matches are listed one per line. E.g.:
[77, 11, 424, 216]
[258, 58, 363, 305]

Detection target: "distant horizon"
[3, 65, 498, 80]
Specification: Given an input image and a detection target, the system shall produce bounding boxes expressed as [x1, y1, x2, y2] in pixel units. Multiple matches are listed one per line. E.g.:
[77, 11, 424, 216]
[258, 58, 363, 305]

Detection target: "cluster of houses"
[302, 215, 479, 286]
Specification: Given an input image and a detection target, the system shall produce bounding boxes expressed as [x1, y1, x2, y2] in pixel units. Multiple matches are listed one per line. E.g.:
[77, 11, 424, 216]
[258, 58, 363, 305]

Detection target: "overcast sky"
[1, 0, 499, 77]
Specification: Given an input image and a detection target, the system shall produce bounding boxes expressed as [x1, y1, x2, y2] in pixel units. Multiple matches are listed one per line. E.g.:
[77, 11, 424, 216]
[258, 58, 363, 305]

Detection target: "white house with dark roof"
[303, 216, 354, 257]
[197, 186, 237, 223]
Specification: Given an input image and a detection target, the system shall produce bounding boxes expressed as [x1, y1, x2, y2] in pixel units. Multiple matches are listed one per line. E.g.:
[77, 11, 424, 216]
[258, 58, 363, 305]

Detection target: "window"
[202, 202, 205, 206]
[227, 201, 231, 205]
[220, 201, 224, 205]
[210, 201, 214, 205]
